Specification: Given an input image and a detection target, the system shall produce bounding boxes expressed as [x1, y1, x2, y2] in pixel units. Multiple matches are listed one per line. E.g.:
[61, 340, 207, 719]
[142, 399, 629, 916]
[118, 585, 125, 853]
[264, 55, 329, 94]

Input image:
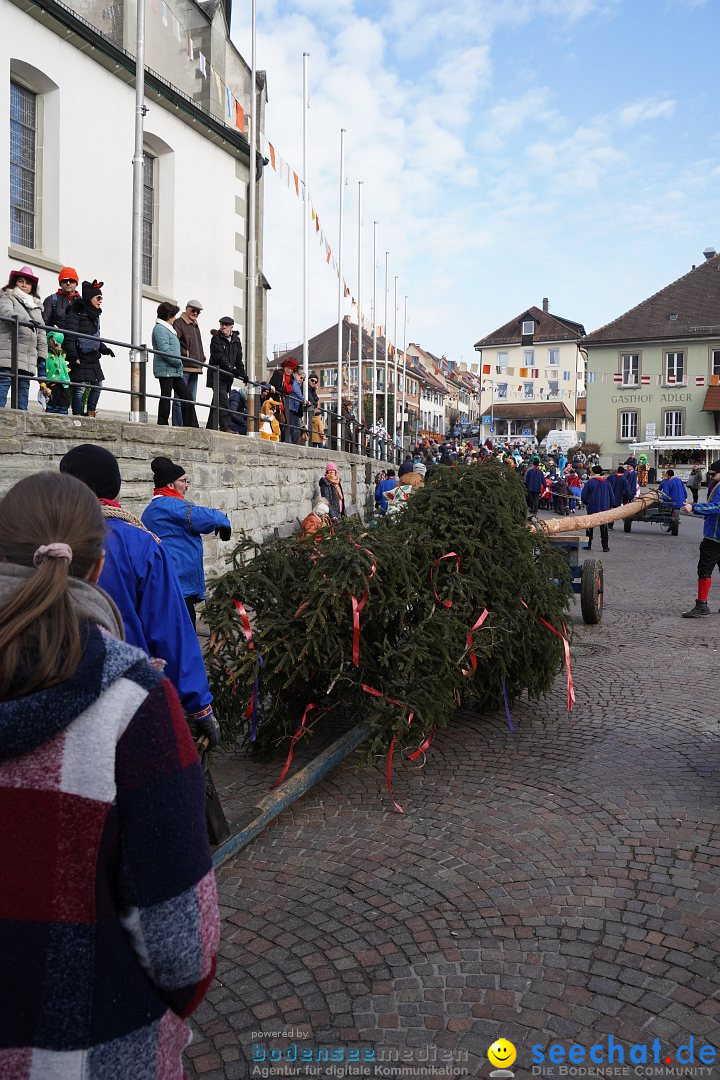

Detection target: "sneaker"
[682, 601, 711, 618]
[602, 546, 610, 552]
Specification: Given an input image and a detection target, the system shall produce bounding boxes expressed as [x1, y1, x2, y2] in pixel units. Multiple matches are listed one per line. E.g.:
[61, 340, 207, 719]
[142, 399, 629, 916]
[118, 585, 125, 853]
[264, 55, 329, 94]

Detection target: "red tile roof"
[491, 402, 574, 422]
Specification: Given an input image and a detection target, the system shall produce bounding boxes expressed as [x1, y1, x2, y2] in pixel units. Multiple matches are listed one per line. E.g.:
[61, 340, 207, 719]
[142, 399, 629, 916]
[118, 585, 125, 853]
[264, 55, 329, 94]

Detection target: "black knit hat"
[59, 443, 122, 499]
[708, 461, 720, 474]
[81, 279, 104, 303]
[151, 456, 185, 487]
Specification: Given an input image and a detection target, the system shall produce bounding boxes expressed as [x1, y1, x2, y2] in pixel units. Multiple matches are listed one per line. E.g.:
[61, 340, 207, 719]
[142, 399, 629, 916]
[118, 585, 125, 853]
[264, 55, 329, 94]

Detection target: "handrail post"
[213, 363, 221, 431]
[129, 345, 148, 422]
[10, 316, 20, 410]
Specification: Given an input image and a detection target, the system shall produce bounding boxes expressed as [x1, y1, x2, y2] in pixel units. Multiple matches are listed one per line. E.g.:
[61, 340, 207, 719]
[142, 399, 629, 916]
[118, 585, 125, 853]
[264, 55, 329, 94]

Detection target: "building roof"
[583, 252, 720, 346]
[491, 402, 575, 422]
[701, 386, 720, 412]
[274, 318, 423, 385]
[474, 306, 585, 349]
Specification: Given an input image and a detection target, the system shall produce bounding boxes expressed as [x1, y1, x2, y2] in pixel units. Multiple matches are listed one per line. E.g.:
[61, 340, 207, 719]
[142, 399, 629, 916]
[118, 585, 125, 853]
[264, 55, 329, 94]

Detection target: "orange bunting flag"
[268, 143, 276, 169]
[326, 242, 331, 263]
[293, 171, 299, 196]
[482, 364, 491, 375]
[235, 102, 245, 133]
[344, 285, 350, 297]
[315, 214, 320, 233]
[519, 367, 528, 378]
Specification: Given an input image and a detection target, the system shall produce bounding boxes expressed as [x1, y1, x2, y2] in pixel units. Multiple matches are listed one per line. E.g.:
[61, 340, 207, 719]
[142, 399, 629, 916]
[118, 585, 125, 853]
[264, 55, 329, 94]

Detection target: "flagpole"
[383, 251, 389, 439]
[401, 294, 407, 447]
[393, 274, 398, 450]
[336, 129, 346, 451]
[247, 0, 257, 421]
[129, 0, 147, 421]
[356, 180, 363, 436]
[302, 51, 309, 404]
[372, 221, 378, 436]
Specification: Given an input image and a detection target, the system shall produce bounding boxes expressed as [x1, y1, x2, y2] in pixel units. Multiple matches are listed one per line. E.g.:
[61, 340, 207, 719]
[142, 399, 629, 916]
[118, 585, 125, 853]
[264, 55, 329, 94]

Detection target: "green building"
[583, 249, 720, 468]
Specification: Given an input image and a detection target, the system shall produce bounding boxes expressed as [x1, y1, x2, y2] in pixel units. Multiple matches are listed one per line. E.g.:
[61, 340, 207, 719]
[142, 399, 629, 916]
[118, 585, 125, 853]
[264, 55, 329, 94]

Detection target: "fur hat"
[282, 356, 299, 371]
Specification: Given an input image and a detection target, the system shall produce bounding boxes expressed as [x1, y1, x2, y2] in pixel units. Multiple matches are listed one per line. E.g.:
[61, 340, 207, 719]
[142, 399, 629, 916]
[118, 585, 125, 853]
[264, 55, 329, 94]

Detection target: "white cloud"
[617, 96, 676, 127]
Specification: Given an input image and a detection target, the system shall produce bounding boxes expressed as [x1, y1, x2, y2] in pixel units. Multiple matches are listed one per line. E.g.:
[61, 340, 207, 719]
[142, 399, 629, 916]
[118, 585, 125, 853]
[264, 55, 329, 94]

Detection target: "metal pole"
[336, 129, 346, 452]
[401, 295, 407, 447]
[393, 275, 398, 451]
[356, 180, 363, 439]
[383, 251, 389, 442]
[372, 222, 378, 439]
[247, 0, 257, 411]
[302, 52, 309, 404]
[130, 0, 147, 422]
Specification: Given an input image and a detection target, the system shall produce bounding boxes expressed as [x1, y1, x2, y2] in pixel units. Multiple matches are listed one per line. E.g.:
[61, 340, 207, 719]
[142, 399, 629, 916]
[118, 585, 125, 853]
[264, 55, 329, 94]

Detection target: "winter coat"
[581, 475, 616, 514]
[42, 289, 78, 328]
[659, 475, 687, 509]
[44, 347, 71, 385]
[307, 384, 319, 409]
[287, 374, 304, 416]
[152, 320, 183, 378]
[311, 412, 325, 445]
[98, 511, 213, 717]
[607, 472, 632, 506]
[687, 466, 703, 492]
[524, 465, 545, 494]
[376, 476, 398, 514]
[64, 298, 109, 384]
[0, 287, 47, 376]
[692, 480, 720, 541]
[207, 329, 246, 390]
[319, 475, 346, 522]
[175, 313, 206, 373]
[0, 565, 219, 1077]
[141, 494, 231, 600]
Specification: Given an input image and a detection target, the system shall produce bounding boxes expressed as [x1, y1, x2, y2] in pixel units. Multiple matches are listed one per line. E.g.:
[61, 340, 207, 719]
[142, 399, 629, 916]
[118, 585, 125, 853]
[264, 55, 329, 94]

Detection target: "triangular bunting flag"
[235, 101, 245, 132]
[293, 171, 299, 196]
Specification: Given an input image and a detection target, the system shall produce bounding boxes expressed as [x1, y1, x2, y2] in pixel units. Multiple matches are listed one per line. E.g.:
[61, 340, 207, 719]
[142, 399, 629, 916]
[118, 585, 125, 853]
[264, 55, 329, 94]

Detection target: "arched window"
[143, 132, 175, 293]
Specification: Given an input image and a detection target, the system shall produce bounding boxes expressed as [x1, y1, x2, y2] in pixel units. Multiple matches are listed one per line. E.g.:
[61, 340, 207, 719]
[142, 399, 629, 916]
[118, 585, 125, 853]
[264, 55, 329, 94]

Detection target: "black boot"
[682, 601, 710, 618]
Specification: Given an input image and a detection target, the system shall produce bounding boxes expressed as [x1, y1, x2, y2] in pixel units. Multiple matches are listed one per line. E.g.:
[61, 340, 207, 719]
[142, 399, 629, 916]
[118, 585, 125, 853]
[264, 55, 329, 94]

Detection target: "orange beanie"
[58, 266, 79, 284]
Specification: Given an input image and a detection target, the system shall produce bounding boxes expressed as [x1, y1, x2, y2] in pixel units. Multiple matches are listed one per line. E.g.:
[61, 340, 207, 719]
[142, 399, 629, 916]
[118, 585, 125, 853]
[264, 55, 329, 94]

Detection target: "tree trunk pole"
[532, 490, 661, 535]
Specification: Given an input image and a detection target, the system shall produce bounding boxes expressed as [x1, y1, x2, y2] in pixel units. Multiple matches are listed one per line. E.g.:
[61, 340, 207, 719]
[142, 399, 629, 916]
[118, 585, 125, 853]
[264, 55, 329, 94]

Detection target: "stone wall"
[0, 413, 386, 582]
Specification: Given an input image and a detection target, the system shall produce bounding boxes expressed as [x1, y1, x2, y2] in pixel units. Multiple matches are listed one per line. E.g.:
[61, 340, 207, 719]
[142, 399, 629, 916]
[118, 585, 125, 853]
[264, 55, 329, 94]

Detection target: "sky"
[230, 0, 720, 365]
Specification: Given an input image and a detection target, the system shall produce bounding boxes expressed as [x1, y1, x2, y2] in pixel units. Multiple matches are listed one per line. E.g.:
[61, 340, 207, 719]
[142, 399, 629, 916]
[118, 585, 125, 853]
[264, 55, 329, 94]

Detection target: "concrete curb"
[212, 722, 369, 869]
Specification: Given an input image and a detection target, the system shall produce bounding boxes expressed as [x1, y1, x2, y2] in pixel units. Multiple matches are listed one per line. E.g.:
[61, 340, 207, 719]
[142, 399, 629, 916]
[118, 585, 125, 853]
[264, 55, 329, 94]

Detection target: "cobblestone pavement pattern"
[186, 512, 720, 1079]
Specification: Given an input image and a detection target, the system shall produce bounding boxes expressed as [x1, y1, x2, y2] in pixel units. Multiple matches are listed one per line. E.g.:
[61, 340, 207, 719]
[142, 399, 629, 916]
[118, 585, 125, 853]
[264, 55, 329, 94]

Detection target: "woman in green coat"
[151, 303, 198, 426]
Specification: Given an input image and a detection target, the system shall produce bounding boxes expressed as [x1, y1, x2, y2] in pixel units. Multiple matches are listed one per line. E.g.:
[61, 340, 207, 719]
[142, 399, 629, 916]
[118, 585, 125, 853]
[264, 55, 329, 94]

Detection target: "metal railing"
[0, 313, 405, 464]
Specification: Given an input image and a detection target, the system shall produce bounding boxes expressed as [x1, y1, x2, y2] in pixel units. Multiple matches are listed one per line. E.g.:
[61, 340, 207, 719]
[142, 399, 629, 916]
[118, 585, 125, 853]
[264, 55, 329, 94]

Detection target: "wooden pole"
[532, 490, 660, 535]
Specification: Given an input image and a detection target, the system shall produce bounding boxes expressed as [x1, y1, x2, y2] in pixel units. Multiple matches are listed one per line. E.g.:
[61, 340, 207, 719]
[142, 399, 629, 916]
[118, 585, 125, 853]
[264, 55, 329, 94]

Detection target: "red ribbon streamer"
[361, 684, 414, 813]
[520, 600, 575, 713]
[461, 608, 490, 676]
[406, 728, 436, 761]
[272, 703, 321, 788]
[429, 552, 460, 608]
[349, 542, 377, 668]
[232, 599, 255, 650]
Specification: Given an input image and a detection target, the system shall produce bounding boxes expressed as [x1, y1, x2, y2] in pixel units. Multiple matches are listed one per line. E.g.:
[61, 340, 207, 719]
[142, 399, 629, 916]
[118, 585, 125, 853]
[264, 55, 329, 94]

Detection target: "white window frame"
[711, 347, 720, 379]
[496, 382, 508, 399]
[10, 80, 38, 250]
[496, 351, 508, 369]
[523, 382, 534, 399]
[663, 410, 683, 437]
[548, 348, 560, 366]
[619, 410, 638, 441]
[522, 319, 534, 336]
[523, 349, 534, 367]
[548, 380, 559, 398]
[620, 353, 639, 386]
[665, 350, 685, 386]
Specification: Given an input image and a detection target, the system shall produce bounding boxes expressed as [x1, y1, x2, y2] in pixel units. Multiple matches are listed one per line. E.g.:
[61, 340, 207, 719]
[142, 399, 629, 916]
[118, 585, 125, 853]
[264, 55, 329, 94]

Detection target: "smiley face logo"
[488, 1039, 517, 1070]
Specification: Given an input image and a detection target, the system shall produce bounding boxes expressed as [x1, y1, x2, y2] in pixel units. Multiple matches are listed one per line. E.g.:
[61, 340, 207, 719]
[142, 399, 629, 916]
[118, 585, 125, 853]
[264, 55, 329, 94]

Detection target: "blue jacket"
[152, 321, 183, 379]
[581, 475, 616, 514]
[525, 466, 545, 493]
[99, 516, 212, 716]
[659, 475, 687, 510]
[607, 472, 632, 506]
[692, 481, 720, 541]
[141, 495, 231, 600]
[287, 375, 304, 416]
[376, 477, 397, 514]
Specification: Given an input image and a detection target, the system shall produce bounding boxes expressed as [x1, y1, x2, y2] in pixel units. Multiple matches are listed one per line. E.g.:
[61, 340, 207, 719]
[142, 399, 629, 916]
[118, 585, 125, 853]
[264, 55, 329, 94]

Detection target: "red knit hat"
[58, 266, 79, 284]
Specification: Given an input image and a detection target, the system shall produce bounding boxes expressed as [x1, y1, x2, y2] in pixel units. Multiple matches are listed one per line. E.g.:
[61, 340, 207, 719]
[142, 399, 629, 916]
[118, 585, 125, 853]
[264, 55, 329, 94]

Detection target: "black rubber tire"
[581, 558, 604, 624]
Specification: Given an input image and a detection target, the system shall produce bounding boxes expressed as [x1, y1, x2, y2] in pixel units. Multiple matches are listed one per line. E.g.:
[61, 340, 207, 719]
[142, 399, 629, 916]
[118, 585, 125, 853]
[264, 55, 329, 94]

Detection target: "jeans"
[158, 376, 197, 426]
[172, 371, 199, 425]
[72, 383, 101, 415]
[287, 407, 301, 444]
[0, 374, 30, 410]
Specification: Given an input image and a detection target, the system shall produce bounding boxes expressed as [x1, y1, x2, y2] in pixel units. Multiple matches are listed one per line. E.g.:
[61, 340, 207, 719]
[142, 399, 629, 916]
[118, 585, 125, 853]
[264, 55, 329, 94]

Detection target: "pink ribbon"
[461, 608, 490, 676]
[429, 552, 460, 608]
[520, 601, 575, 713]
[349, 541, 377, 669]
[232, 599, 255, 650]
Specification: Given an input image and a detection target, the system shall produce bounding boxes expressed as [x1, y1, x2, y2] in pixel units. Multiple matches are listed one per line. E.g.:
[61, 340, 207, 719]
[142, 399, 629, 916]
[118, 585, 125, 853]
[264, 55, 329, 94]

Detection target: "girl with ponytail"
[0, 471, 219, 1077]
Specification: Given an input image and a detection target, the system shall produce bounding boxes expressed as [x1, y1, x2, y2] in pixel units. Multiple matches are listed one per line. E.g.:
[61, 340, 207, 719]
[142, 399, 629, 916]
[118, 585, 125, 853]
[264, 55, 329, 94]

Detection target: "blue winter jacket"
[659, 475, 687, 510]
[141, 495, 231, 600]
[607, 472, 632, 506]
[581, 475, 616, 514]
[375, 477, 397, 514]
[525, 466, 545, 494]
[151, 321, 183, 379]
[692, 481, 720, 542]
[99, 516, 212, 716]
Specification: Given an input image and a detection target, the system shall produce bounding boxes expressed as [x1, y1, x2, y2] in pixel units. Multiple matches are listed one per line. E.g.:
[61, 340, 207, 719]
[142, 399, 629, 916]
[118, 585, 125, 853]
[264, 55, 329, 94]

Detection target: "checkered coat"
[0, 624, 220, 1078]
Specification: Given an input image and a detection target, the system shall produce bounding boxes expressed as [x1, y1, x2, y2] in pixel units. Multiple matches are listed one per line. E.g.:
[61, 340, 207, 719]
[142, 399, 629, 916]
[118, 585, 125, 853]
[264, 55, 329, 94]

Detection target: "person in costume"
[681, 460, 720, 618]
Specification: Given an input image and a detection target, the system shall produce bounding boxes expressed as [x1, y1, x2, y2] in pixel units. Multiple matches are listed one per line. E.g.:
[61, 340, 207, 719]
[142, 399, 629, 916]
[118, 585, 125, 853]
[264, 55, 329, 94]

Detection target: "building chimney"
[542, 297, 549, 313]
[703, 247, 717, 260]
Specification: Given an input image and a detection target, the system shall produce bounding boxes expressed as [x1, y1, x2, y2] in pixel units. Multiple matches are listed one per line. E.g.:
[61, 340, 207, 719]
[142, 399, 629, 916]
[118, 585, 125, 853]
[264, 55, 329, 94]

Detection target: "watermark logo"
[488, 1039, 517, 1077]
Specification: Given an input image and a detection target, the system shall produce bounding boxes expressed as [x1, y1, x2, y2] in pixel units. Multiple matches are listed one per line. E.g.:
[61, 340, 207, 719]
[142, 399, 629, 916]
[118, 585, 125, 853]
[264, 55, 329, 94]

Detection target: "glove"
[104, 348, 115, 357]
[217, 525, 232, 541]
[194, 710, 221, 750]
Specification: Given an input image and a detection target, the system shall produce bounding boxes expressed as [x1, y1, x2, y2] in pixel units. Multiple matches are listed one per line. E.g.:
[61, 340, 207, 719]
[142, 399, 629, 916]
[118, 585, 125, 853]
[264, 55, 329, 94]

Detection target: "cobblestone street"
[187, 512, 720, 1080]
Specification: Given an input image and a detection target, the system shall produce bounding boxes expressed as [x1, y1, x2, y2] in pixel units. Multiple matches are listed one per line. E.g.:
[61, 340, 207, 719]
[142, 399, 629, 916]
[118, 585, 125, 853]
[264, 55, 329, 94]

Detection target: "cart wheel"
[581, 558, 604, 624]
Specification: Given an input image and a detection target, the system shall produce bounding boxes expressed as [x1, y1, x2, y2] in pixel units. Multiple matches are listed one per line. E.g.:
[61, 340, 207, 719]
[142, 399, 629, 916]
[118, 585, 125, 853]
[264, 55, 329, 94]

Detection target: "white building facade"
[3, 0, 267, 416]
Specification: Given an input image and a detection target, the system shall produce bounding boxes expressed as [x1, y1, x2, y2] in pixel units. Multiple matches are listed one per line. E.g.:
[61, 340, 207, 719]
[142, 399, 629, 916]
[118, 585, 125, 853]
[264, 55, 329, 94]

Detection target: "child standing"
[41, 331, 71, 414]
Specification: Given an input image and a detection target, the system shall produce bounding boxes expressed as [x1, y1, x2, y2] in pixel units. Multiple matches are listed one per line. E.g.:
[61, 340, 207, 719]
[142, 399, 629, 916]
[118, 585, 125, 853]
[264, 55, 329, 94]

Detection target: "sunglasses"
[60, 278, 77, 285]
[188, 307, 200, 314]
